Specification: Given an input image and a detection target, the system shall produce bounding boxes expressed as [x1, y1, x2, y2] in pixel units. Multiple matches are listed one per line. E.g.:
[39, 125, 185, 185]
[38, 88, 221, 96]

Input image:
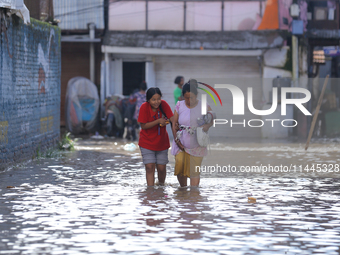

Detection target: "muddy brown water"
[0, 138, 340, 254]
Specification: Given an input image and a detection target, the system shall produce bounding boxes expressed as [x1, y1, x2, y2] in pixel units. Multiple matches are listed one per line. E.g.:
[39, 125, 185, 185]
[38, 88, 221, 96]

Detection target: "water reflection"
[0, 139, 340, 254]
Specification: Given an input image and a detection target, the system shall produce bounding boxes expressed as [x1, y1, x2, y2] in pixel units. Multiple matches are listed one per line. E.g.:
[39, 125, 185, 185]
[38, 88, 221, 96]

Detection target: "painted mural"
[0, 15, 61, 168]
[38, 29, 56, 94]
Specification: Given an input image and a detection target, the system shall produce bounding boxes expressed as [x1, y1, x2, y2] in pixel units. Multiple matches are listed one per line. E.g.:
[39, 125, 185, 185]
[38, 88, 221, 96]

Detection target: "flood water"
[1, 138, 340, 254]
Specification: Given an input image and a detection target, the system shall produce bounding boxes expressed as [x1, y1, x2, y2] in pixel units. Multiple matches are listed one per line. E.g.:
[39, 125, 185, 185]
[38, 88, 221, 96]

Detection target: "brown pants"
[174, 151, 203, 178]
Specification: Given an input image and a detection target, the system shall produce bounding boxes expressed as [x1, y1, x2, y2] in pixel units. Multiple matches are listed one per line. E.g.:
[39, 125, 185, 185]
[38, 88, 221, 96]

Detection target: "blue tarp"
[65, 77, 99, 134]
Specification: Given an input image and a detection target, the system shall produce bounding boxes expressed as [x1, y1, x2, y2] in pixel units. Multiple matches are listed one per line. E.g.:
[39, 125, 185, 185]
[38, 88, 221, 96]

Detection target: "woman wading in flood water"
[138, 88, 174, 186]
[171, 79, 215, 187]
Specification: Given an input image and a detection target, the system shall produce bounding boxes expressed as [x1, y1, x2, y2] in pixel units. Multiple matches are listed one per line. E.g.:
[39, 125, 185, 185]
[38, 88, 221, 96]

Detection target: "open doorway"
[123, 62, 145, 96]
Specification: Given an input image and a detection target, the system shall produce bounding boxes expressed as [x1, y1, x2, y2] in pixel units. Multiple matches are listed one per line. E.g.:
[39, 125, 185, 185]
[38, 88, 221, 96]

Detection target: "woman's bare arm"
[172, 111, 184, 150]
[202, 105, 214, 132]
[171, 111, 179, 139]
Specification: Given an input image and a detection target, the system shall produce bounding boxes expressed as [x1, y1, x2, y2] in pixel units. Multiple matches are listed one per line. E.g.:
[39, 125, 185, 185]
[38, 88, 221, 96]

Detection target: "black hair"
[182, 79, 198, 96]
[174, 76, 184, 85]
[139, 81, 147, 91]
[146, 87, 162, 102]
[146, 87, 171, 125]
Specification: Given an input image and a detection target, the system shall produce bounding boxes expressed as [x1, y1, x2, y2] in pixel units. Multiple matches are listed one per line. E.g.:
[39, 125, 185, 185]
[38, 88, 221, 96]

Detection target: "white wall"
[153, 55, 262, 138]
[186, 2, 222, 31]
[148, 2, 184, 30]
[261, 47, 294, 138]
[103, 53, 263, 137]
[224, 2, 266, 30]
[109, 1, 264, 31]
[109, 1, 146, 30]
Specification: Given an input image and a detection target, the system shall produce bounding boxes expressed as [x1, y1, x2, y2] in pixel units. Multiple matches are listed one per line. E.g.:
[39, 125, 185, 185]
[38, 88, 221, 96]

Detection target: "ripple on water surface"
[1, 150, 340, 255]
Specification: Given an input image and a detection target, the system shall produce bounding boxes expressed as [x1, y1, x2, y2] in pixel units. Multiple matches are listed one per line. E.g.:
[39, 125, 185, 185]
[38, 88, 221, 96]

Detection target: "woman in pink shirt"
[171, 79, 214, 187]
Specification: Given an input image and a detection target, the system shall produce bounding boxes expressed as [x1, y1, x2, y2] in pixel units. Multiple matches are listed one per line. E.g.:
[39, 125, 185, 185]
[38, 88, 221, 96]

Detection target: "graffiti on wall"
[0, 121, 9, 144]
[2, 14, 59, 95]
[0, 17, 60, 168]
[21, 122, 30, 134]
[40, 116, 53, 134]
[38, 29, 56, 94]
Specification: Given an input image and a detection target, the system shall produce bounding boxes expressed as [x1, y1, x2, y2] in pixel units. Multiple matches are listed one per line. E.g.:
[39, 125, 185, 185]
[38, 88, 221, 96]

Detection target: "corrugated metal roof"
[103, 30, 289, 50]
[61, 35, 101, 42]
[0, 0, 23, 9]
[53, 0, 104, 30]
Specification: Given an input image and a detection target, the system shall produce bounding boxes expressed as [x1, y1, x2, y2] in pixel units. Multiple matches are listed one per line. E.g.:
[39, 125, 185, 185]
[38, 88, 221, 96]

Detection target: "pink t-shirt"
[171, 100, 209, 157]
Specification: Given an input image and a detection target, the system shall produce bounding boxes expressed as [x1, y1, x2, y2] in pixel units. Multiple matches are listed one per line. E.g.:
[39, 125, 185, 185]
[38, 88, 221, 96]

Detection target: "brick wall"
[0, 16, 61, 170]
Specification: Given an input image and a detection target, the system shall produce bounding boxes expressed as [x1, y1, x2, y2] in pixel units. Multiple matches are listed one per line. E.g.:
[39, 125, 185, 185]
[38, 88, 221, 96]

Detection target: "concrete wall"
[0, 16, 61, 170]
[152, 55, 262, 138]
[261, 47, 294, 138]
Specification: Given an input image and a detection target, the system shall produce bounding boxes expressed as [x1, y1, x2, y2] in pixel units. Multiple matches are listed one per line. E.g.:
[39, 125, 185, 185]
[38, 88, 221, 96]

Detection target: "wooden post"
[305, 75, 329, 150]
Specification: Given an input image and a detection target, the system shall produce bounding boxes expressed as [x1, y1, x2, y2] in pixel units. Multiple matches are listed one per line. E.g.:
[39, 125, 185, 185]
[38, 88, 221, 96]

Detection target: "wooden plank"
[305, 75, 329, 150]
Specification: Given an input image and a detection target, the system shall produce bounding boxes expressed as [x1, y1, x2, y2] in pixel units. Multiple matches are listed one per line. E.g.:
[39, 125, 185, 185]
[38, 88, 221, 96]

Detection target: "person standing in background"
[174, 76, 184, 105]
[133, 81, 147, 121]
[127, 81, 147, 140]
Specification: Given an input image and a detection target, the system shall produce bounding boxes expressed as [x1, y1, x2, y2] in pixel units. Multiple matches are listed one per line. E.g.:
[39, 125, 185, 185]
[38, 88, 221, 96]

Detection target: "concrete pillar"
[89, 23, 96, 83]
[105, 52, 110, 96]
[292, 35, 299, 90]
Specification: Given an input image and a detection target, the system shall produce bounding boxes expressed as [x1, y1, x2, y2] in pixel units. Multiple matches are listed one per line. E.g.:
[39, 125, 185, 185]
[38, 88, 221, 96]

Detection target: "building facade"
[53, 0, 106, 126]
[102, 0, 292, 138]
